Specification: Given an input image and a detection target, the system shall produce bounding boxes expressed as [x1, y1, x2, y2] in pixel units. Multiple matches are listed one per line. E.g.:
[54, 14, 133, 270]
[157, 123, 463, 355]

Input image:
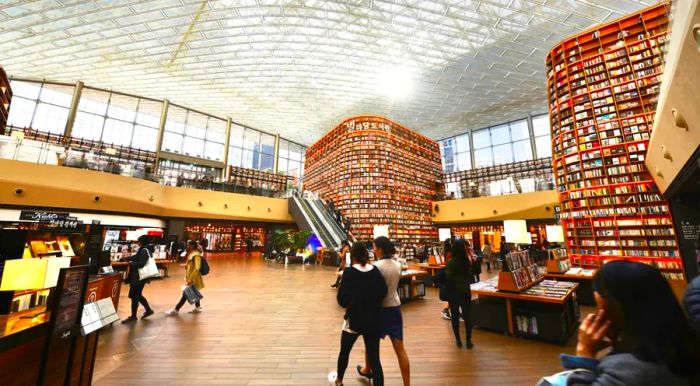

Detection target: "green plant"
[272, 229, 292, 251]
[291, 230, 313, 251]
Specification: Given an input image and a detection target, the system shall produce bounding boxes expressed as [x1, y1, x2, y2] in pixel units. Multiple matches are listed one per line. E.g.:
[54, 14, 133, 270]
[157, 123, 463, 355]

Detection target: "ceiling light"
[377, 66, 414, 100]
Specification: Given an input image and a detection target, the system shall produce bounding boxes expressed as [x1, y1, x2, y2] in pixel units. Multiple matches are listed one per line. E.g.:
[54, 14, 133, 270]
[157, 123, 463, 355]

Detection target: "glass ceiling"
[0, 0, 659, 145]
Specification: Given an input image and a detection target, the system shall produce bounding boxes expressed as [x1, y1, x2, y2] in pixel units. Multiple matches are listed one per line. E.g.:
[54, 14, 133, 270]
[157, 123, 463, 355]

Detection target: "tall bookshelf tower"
[0, 66, 12, 135]
[546, 2, 684, 281]
[304, 116, 442, 244]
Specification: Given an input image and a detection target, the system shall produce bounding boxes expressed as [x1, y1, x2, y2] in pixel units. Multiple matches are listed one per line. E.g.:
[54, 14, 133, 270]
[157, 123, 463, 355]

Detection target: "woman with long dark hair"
[328, 243, 386, 386]
[441, 238, 453, 320]
[358, 236, 411, 386]
[446, 239, 474, 348]
[557, 261, 700, 385]
[120, 235, 155, 323]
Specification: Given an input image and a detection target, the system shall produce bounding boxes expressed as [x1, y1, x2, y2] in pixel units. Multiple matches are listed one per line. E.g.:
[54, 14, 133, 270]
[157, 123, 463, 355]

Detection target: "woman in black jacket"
[328, 243, 387, 386]
[120, 235, 155, 323]
[446, 239, 474, 349]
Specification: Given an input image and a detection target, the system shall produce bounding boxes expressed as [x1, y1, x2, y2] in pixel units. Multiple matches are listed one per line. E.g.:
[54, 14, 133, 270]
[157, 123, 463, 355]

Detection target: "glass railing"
[0, 132, 298, 198]
[441, 158, 555, 200]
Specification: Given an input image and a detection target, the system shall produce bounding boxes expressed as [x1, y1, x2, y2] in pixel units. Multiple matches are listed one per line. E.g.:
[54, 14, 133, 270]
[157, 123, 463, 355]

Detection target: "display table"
[544, 268, 597, 306]
[111, 259, 175, 278]
[336, 269, 428, 303]
[416, 263, 444, 285]
[471, 277, 580, 344]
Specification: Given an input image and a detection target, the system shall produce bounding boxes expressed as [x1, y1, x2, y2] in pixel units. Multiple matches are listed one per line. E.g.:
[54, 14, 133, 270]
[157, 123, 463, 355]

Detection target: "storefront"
[183, 222, 274, 255]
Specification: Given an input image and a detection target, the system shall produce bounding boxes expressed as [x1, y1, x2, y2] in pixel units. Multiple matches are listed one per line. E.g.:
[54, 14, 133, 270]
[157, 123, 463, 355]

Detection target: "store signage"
[344, 120, 392, 133]
[50, 216, 81, 229]
[19, 210, 70, 222]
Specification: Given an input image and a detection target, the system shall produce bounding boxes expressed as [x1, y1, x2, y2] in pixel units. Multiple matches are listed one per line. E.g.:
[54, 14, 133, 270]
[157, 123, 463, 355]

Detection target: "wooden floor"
[94, 258, 579, 385]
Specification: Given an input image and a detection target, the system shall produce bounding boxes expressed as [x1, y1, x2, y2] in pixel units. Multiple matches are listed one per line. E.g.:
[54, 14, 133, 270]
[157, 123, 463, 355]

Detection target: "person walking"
[446, 239, 474, 349]
[331, 240, 351, 288]
[120, 235, 155, 323]
[440, 238, 453, 320]
[327, 243, 387, 386]
[165, 240, 205, 315]
[482, 240, 493, 273]
[468, 241, 480, 283]
[358, 236, 411, 386]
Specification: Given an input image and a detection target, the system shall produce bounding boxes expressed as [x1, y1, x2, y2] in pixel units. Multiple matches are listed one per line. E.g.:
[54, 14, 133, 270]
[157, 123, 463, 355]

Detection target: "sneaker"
[189, 307, 202, 314]
[327, 371, 342, 386]
[164, 309, 179, 316]
[441, 308, 451, 320]
[142, 309, 154, 319]
[121, 316, 137, 324]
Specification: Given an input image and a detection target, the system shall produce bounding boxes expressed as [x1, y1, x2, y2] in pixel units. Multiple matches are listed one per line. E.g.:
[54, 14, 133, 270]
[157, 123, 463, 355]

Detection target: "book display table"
[336, 269, 427, 303]
[471, 277, 580, 345]
[544, 268, 597, 306]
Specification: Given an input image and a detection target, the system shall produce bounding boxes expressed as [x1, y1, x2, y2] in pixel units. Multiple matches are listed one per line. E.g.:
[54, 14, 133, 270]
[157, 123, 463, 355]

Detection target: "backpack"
[198, 254, 210, 276]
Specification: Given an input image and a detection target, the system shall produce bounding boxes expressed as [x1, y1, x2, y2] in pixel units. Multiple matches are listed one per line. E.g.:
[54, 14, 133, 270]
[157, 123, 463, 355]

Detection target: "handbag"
[183, 285, 204, 304]
[137, 249, 161, 281]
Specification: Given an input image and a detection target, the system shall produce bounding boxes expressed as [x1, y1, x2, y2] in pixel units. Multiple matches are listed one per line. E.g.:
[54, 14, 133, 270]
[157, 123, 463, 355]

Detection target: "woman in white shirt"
[357, 236, 411, 386]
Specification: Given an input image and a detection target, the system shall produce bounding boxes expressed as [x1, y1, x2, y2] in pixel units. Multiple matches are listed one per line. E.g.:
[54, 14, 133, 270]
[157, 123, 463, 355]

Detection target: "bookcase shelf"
[303, 116, 442, 243]
[546, 2, 684, 281]
[0, 66, 11, 135]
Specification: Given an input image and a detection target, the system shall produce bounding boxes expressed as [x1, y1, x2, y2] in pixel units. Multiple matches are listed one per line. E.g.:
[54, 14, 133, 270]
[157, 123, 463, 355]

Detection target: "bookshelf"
[303, 116, 442, 243]
[546, 3, 684, 281]
[546, 248, 571, 273]
[497, 250, 542, 292]
[444, 157, 554, 198]
[228, 166, 287, 193]
[0, 66, 11, 135]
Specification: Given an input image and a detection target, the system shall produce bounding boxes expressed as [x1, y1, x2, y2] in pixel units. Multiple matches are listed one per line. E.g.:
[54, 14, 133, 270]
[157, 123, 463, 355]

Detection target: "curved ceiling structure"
[0, 0, 659, 144]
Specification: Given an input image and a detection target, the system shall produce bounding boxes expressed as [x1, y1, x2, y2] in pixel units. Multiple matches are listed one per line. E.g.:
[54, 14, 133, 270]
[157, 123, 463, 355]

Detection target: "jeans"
[175, 290, 201, 310]
[336, 331, 383, 385]
[449, 293, 473, 343]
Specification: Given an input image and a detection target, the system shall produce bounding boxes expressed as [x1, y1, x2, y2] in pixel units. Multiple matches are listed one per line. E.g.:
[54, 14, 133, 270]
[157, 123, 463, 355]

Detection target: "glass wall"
[532, 114, 552, 159]
[438, 113, 550, 172]
[7, 80, 74, 135]
[161, 105, 226, 162]
[5, 79, 305, 188]
[277, 139, 304, 187]
[228, 124, 283, 173]
[72, 87, 163, 151]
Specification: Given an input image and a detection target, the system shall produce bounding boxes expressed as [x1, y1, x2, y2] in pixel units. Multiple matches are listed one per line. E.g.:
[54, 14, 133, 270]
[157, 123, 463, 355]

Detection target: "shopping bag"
[138, 249, 160, 281]
[183, 285, 204, 304]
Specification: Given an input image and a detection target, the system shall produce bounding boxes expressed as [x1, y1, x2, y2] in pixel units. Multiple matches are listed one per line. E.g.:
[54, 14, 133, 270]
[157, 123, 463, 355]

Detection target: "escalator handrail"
[308, 199, 346, 243]
[295, 197, 336, 249]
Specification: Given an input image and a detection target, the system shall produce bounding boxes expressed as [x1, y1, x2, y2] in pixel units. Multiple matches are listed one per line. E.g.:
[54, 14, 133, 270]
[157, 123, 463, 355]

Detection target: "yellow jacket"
[185, 252, 205, 290]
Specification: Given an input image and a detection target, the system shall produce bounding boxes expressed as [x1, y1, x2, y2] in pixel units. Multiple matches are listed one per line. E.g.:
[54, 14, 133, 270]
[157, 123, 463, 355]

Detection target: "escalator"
[288, 196, 340, 249]
[307, 199, 347, 243]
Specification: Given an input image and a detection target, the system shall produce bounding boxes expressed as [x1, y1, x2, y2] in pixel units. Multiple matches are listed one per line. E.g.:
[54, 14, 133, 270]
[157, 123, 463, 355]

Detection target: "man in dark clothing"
[344, 217, 351, 236]
[328, 199, 335, 213]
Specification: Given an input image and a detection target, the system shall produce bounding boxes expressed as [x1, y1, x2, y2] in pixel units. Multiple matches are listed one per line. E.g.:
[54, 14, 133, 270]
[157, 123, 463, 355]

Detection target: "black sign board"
[19, 210, 70, 222]
[38, 265, 89, 386]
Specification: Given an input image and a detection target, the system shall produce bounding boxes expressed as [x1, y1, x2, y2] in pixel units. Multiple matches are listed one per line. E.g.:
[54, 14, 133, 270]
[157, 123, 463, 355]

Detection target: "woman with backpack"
[165, 240, 206, 315]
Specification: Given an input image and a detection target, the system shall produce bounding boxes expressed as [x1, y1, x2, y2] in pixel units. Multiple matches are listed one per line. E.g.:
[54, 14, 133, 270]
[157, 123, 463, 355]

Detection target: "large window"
[7, 81, 73, 135]
[277, 138, 305, 187]
[162, 105, 226, 161]
[439, 115, 547, 172]
[72, 89, 163, 151]
[532, 114, 552, 158]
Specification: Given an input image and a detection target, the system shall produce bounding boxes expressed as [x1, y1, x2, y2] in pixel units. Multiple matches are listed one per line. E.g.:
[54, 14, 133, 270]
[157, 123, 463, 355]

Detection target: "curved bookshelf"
[546, 2, 684, 280]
